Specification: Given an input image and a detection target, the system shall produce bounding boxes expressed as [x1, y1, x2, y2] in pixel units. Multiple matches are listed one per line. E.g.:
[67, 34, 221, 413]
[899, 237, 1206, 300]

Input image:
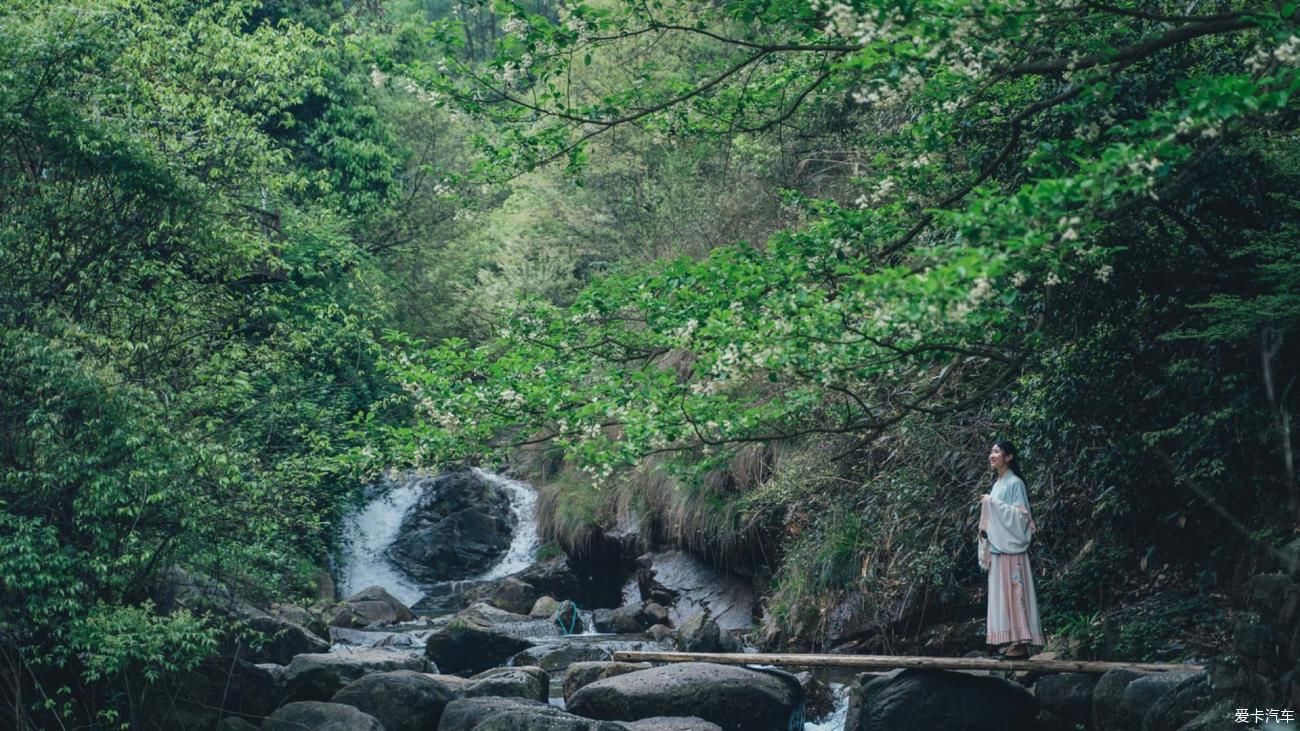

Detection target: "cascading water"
[337, 468, 540, 608]
[338, 474, 427, 606]
[804, 684, 849, 731]
[467, 468, 541, 581]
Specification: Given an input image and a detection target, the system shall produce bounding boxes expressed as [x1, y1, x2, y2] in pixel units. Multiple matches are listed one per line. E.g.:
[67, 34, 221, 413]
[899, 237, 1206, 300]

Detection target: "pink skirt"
[986, 551, 1044, 646]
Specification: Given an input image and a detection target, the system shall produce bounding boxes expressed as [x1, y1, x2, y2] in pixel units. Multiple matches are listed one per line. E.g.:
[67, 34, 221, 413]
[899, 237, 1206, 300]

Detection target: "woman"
[978, 439, 1044, 659]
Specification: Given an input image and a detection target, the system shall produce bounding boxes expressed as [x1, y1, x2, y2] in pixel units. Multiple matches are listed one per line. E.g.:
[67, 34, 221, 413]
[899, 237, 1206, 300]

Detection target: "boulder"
[424, 672, 471, 693]
[674, 612, 720, 653]
[624, 719, 723, 731]
[437, 697, 627, 731]
[1033, 672, 1097, 731]
[531, 596, 561, 618]
[424, 617, 534, 675]
[464, 666, 549, 702]
[460, 601, 534, 625]
[514, 558, 586, 604]
[646, 625, 673, 642]
[344, 585, 417, 626]
[385, 469, 517, 583]
[327, 625, 434, 654]
[330, 670, 458, 731]
[848, 668, 1035, 731]
[1092, 668, 1144, 731]
[1143, 672, 1213, 731]
[244, 610, 331, 664]
[630, 552, 756, 630]
[794, 671, 836, 723]
[140, 656, 284, 728]
[283, 648, 428, 701]
[411, 579, 496, 616]
[553, 600, 585, 635]
[566, 662, 800, 731]
[609, 605, 649, 634]
[262, 701, 384, 731]
[642, 603, 670, 626]
[540, 644, 613, 672]
[1114, 671, 1200, 731]
[564, 661, 653, 703]
[592, 609, 616, 633]
[491, 577, 540, 615]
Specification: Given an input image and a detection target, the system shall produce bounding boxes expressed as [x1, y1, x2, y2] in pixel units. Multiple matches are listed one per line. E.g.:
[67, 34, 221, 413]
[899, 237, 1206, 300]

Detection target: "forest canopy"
[2, 0, 1298, 726]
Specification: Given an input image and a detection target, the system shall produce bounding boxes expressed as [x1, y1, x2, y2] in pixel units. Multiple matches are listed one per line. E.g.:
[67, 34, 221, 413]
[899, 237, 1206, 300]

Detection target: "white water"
[338, 475, 427, 606]
[805, 683, 849, 731]
[337, 469, 540, 607]
[467, 468, 541, 581]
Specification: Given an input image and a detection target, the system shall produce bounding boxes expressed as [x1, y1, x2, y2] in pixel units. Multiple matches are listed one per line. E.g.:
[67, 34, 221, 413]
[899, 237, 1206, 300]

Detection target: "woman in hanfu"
[978, 439, 1044, 659]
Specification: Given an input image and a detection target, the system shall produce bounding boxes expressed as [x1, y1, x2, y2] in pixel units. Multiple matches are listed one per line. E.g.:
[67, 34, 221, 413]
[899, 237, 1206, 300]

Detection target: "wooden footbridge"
[612, 650, 1204, 674]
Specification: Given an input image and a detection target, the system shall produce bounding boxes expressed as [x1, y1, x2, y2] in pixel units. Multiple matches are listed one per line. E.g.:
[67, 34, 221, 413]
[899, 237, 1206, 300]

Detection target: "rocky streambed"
[157, 469, 1254, 730]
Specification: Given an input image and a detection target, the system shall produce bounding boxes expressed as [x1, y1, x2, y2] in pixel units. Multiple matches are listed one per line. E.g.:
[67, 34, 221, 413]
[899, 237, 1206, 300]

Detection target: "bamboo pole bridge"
[611, 650, 1204, 675]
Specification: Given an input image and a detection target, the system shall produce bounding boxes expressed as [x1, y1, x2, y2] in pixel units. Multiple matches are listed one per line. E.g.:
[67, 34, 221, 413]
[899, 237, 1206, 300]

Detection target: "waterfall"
[337, 468, 540, 608]
[338, 475, 426, 606]
[467, 468, 541, 581]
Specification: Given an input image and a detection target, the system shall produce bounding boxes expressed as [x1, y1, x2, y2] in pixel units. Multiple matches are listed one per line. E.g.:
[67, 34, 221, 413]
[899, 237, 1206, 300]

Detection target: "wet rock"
[553, 599, 586, 635]
[385, 469, 517, 583]
[593, 609, 616, 633]
[344, 585, 417, 626]
[461, 601, 533, 625]
[630, 552, 756, 630]
[411, 579, 496, 616]
[514, 558, 585, 604]
[1033, 672, 1097, 731]
[491, 577, 540, 615]
[794, 671, 835, 723]
[848, 668, 1035, 731]
[531, 596, 561, 618]
[438, 697, 627, 731]
[465, 665, 549, 702]
[563, 661, 652, 703]
[141, 657, 284, 728]
[1117, 671, 1200, 731]
[646, 624, 673, 642]
[424, 616, 534, 675]
[262, 701, 384, 731]
[540, 644, 612, 672]
[642, 603, 669, 626]
[1092, 668, 1144, 731]
[610, 605, 649, 634]
[674, 612, 720, 653]
[566, 662, 799, 731]
[330, 669, 458, 731]
[424, 672, 471, 693]
[1143, 672, 1213, 731]
[283, 648, 428, 701]
[624, 718, 723, 731]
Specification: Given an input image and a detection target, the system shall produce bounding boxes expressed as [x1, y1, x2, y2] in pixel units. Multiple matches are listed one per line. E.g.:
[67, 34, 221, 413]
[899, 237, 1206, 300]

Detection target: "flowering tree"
[389, 1, 1300, 497]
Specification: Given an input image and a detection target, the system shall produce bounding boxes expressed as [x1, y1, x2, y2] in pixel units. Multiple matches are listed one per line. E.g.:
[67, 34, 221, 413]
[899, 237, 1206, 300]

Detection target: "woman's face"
[989, 444, 1012, 471]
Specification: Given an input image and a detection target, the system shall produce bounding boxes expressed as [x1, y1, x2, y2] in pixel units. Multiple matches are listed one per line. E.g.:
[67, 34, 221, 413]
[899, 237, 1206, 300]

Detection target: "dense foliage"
[389, 0, 1300, 645]
[4, 0, 1299, 724]
[0, 1, 425, 724]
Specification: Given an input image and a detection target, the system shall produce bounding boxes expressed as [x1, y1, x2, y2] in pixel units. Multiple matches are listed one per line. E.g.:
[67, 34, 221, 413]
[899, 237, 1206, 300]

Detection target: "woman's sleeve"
[1009, 478, 1030, 509]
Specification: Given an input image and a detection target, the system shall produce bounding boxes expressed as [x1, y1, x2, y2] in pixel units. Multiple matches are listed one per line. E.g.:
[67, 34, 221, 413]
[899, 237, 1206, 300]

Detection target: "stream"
[332, 468, 850, 729]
